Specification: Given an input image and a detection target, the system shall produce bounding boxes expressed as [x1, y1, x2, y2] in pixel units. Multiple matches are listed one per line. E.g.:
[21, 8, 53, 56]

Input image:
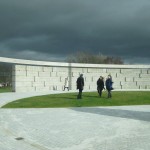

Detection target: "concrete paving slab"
[0, 91, 76, 107]
[0, 92, 150, 150]
[0, 106, 150, 150]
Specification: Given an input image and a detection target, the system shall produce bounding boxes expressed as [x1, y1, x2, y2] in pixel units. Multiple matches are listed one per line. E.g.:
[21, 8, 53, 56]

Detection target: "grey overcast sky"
[0, 0, 150, 64]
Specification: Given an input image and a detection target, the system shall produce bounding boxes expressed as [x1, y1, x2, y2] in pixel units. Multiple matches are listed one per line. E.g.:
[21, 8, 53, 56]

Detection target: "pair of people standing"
[76, 73, 113, 99]
[97, 74, 113, 98]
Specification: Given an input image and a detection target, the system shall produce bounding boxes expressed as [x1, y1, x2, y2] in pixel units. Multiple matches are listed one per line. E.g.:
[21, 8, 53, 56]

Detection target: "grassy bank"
[0, 87, 12, 93]
[2, 91, 150, 108]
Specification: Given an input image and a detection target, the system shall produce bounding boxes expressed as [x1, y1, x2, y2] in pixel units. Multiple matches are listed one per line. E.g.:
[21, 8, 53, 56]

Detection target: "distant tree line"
[66, 51, 124, 64]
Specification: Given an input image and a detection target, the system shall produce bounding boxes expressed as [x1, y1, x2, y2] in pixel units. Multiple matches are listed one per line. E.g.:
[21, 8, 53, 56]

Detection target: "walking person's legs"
[107, 90, 112, 98]
[77, 89, 82, 99]
[99, 89, 102, 97]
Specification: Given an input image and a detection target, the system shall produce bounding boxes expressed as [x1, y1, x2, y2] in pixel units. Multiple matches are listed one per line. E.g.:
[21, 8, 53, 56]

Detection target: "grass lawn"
[0, 87, 12, 93]
[2, 91, 150, 108]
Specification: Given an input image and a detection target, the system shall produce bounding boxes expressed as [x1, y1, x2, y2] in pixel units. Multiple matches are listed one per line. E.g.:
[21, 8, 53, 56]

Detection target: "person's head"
[100, 76, 103, 79]
[80, 74, 83, 77]
[108, 75, 111, 78]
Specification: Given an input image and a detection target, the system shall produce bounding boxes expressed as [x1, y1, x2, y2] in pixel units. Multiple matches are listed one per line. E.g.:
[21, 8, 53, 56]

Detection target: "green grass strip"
[2, 91, 150, 108]
[0, 87, 12, 93]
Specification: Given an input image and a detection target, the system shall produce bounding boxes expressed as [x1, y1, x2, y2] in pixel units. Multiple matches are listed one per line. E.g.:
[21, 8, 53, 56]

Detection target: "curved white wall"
[0, 57, 150, 92]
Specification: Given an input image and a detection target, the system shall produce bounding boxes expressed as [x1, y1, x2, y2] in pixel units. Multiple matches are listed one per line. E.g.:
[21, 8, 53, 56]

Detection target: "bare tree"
[66, 51, 124, 64]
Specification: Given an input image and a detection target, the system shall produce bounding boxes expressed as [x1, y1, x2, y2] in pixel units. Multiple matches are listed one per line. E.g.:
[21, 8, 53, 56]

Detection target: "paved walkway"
[0, 91, 72, 107]
[0, 91, 150, 150]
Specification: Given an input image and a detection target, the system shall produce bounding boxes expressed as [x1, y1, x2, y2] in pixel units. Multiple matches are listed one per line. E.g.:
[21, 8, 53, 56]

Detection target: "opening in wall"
[0, 62, 12, 93]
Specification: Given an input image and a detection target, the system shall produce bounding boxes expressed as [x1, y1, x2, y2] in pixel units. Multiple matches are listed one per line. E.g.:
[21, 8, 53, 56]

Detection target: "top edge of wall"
[0, 57, 150, 69]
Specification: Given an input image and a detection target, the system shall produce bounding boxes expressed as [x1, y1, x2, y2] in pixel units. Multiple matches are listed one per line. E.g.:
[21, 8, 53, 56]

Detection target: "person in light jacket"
[63, 77, 69, 91]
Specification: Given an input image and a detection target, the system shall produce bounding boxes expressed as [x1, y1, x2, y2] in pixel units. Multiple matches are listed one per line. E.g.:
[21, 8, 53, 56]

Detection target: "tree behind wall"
[0, 63, 12, 84]
[67, 52, 124, 64]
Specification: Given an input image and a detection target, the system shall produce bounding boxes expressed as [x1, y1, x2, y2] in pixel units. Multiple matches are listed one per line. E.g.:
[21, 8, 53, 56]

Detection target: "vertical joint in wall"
[136, 81, 137, 86]
[25, 70, 27, 77]
[120, 81, 121, 86]
[68, 63, 72, 90]
[140, 69, 142, 74]
[120, 69, 121, 73]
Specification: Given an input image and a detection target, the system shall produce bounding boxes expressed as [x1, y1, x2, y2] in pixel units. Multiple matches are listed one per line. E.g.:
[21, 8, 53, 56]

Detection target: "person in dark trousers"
[105, 75, 113, 98]
[97, 76, 105, 97]
[76, 74, 84, 99]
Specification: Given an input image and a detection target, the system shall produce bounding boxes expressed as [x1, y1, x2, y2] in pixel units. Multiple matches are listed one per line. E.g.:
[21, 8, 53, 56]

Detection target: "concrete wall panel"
[13, 65, 27, 71]
[134, 77, 150, 82]
[141, 69, 148, 74]
[146, 85, 150, 89]
[27, 66, 43, 71]
[137, 81, 150, 85]
[53, 67, 68, 72]
[26, 71, 39, 76]
[38, 72, 51, 77]
[121, 69, 141, 73]
[14, 87, 36, 92]
[50, 72, 57, 77]
[12, 70, 27, 76]
[13, 76, 34, 82]
[13, 81, 33, 87]
[107, 69, 121, 73]
[71, 68, 83, 72]
[2, 58, 149, 92]
[140, 74, 150, 78]
[43, 67, 53, 72]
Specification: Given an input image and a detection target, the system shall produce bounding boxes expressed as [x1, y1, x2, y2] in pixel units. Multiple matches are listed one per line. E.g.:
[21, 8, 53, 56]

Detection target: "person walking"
[105, 75, 113, 98]
[63, 77, 69, 91]
[76, 74, 84, 99]
[97, 76, 105, 97]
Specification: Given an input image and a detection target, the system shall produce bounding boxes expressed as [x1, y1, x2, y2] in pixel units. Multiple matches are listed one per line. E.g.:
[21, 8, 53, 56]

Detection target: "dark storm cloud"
[0, 0, 150, 63]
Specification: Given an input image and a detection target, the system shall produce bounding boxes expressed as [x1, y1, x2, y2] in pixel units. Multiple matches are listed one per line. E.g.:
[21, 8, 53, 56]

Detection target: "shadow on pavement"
[71, 107, 150, 122]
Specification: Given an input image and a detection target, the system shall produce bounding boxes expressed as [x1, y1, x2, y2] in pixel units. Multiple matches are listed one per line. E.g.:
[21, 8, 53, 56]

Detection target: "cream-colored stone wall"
[0, 57, 150, 92]
[12, 64, 150, 92]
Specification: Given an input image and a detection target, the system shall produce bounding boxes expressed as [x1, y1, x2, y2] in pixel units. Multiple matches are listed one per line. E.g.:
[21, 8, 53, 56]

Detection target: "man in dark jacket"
[97, 76, 104, 97]
[76, 74, 84, 99]
[105, 75, 113, 98]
